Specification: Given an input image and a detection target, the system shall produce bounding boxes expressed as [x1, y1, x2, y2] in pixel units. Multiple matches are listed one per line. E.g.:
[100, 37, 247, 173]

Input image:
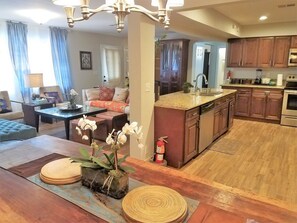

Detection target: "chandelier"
[53, 0, 184, 32]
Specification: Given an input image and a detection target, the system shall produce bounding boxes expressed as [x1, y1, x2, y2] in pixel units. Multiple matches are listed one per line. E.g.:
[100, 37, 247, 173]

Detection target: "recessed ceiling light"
[17, 9, 60, 24]
[259, 15, 268, 21]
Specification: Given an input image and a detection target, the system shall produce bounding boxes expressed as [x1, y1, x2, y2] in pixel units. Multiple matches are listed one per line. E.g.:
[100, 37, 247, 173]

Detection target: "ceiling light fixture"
[53, 0, 184, 32]
[17, 9, 60, 24]
[259, 15, 268, 21]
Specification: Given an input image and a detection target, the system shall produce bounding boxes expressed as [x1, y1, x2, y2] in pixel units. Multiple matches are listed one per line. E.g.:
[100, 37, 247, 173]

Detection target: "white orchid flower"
[106, 129, 115, 145]
[70, 89, 78, 96]
[76, 126, 82, 136]
[118, 132, 127, 144]
[82, 135, 89, 140]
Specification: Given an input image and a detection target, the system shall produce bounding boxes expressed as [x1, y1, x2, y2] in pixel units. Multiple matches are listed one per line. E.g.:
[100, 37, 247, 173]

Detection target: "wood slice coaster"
[122, 185, 188, 223]
[40, 158, 81, 185]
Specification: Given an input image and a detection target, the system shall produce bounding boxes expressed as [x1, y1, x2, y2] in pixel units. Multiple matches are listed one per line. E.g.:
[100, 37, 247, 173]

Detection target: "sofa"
[82, 86, 130, 115]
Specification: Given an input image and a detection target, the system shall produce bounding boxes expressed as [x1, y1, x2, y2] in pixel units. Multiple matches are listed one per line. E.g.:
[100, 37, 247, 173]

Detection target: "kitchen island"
[154, 89, 236, 168]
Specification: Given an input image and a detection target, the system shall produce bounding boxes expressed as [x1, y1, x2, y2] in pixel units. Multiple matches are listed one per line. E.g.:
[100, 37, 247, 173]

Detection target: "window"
[100, 44, 123, 87]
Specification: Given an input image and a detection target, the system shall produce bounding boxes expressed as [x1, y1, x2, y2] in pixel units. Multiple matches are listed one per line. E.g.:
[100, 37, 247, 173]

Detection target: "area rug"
[209, 138, 241, 155]
[28, 174, 199, 223]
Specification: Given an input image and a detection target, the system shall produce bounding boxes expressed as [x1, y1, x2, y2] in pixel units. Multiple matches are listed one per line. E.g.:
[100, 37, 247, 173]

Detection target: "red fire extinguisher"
[155, 136, 168, 163]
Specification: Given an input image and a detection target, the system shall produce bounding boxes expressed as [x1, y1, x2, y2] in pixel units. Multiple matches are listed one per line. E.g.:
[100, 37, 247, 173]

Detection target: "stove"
[281, 75, 297, 127]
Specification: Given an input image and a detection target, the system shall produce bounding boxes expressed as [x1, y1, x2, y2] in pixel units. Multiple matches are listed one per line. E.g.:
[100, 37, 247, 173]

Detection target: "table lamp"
[24, 73, 44, 100]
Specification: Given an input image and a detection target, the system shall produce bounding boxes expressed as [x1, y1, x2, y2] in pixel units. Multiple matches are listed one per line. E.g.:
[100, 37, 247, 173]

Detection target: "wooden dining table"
[0, 135, 296, 223]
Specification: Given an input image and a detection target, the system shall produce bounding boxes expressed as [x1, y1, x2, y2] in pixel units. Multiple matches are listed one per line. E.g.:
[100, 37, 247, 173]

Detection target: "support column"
[128, 13, 155, 160]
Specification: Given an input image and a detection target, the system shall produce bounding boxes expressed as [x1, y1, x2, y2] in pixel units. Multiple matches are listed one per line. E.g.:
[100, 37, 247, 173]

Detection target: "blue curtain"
[6, 21, 30, 102]
[49, 27, 72, 98]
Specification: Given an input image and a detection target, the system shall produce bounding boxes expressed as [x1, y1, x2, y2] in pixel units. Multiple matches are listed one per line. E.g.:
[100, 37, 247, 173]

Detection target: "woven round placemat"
[40, 158, 81, 185]
[122, 185, 188, 223]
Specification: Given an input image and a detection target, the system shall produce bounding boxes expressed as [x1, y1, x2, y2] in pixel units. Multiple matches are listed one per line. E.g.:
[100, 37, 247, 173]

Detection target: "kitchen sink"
[198, 88, 223, 96]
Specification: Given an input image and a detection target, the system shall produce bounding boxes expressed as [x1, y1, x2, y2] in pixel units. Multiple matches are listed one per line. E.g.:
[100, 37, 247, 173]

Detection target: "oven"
[281, 75, 297, 127]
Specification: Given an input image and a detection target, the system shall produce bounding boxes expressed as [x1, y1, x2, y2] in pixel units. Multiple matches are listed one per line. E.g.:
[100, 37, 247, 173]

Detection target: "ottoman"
[71, 116, 107, 145]
[95, 111, 128, 133]
[0, 119, 37, 142]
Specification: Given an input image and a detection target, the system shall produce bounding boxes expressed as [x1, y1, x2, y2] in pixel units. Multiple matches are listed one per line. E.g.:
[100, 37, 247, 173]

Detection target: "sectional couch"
[82, 86, 130, 115]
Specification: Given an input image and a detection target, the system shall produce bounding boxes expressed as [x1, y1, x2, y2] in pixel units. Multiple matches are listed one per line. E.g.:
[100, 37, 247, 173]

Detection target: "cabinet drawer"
[215, 97, 228, 107]
[253, 89, 283, 96]
[186, 108, 199, 120]
[237, 89, 252, 94]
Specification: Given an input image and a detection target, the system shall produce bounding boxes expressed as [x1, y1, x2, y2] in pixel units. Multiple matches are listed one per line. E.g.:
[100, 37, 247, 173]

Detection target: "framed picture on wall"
[80, 51, 92, 70]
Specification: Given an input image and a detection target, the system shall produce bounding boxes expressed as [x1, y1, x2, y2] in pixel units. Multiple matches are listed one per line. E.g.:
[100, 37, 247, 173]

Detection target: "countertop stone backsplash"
[225, 67, 297, 80]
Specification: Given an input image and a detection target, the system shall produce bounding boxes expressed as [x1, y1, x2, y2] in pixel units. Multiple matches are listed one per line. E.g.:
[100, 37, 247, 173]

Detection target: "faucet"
[194, 73, 208, 93]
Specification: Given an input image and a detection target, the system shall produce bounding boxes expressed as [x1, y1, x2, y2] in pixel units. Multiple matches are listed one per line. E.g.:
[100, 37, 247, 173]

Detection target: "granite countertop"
[154, 89, 236, 110]
[221, 84, 285, 89]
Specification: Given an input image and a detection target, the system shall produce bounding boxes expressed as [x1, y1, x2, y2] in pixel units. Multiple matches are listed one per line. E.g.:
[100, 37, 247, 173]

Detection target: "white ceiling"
[0, 0, 296, 40]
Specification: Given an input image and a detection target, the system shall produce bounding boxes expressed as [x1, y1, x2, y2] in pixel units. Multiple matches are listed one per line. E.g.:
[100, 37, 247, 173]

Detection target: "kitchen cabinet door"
[235, 89, 251, 117]
[250, 91, 266, 119]
[213, 108, 221, 140]
[228, 97, 235, 128]
[227, 39, 243, 67]
[220, 104, 229, 134]
[184, 117, 199, 163]
[213, 100, 229, 140]
[242, 38, 259, 67]
[291, 36, 297, 48]
[257, 37, 274, 67]
[273, 36, 291, 68]
[266, 91, 283, 120]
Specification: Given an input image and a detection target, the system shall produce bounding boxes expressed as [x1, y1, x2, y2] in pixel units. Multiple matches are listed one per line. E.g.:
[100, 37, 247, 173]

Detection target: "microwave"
[288, 48, 297, 67]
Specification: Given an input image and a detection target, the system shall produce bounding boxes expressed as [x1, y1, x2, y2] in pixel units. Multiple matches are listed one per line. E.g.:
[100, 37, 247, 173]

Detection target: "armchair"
[39, 85, 67, 107]
[0, 91, 24, 120]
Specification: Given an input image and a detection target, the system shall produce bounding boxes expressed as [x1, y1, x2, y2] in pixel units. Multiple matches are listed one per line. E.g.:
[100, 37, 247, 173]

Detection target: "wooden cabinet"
[213, 97, 229, 140]
[156, 39, 189, 95]
[227, 39, 242, 67]
[265, 90, 283, 120]
[257, 36, 290, 68]
[257, 37, 274, 67]
[222, 86, 283, 122]
[250, 89, 283, 121]
[227, 38, 258, 67]
[154, 106, 199, 168]
[227, 36, 292, 68]
[228, 95, 235, 128]
[242, 38, 259, 67]
[235, 88, 252, 117]
[291, 36, 297, 48]
[250, 90, 267, 119]
[184, 108, 199, 163]
[273, 36, 291, 68]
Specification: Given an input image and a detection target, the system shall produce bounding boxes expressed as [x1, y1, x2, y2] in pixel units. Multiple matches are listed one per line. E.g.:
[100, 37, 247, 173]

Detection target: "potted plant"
[71, 116, 143, 199]
[182, 82, 193, 93]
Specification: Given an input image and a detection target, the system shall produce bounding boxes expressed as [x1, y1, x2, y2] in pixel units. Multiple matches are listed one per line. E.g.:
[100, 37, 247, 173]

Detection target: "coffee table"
[35, 105, 106, 140]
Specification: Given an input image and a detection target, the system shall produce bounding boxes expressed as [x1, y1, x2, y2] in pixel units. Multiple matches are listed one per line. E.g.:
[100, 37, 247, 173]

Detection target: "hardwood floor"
[38, 119, 297, 212]
[181, 119, 297, 212]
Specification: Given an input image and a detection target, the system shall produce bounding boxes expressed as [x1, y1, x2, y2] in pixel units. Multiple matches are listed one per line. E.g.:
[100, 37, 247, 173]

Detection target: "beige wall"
[67, 30, 127, 102]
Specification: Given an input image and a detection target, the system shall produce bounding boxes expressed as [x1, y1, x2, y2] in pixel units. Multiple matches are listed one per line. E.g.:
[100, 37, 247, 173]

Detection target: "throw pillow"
[44, 92, 63, 104]
[112, 87, 129, 103]
[85, 88, 100, 101]
[98, 86, 115, 101]
[0, 99, 11, 113]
